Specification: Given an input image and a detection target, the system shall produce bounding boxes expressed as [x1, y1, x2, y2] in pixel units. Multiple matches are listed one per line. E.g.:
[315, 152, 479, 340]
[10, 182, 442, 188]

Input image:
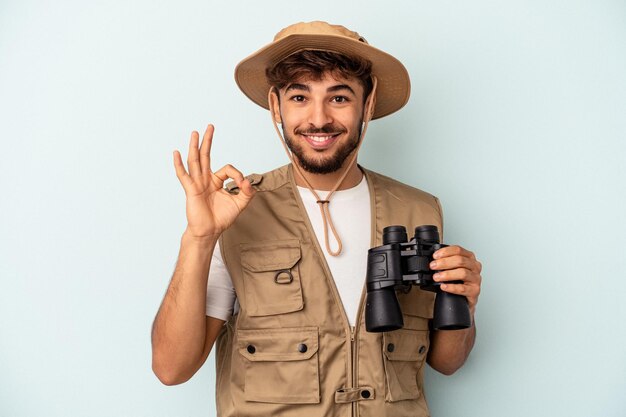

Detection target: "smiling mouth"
[300, 133, 341, 149]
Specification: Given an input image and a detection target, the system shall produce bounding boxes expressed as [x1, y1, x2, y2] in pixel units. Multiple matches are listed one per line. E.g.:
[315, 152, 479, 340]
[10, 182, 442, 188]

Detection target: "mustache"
[295, 125, 346, 135]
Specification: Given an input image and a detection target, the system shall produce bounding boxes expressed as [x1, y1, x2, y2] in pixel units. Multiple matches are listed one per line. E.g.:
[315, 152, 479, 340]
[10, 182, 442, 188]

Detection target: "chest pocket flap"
[240, 239, 303, 317]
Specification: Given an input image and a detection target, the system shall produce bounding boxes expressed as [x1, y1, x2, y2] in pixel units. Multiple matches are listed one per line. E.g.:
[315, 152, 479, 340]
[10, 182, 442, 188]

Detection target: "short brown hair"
[266, 50, 373, 101]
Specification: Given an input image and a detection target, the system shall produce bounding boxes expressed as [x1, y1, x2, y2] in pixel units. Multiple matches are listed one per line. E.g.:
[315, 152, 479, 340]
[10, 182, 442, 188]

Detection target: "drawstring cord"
[268, 76, 378, 256]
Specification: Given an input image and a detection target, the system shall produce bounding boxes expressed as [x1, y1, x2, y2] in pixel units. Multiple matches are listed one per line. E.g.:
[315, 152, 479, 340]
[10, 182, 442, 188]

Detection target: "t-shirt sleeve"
[205, 240, 236, 321]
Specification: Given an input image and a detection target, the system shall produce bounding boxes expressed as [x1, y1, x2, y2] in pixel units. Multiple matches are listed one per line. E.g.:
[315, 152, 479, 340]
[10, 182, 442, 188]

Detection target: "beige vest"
[216, 164, 443, 417]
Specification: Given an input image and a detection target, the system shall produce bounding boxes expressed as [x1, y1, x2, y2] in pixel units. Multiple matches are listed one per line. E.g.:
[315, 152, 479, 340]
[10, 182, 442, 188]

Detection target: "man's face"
[272, 72, 366, 175]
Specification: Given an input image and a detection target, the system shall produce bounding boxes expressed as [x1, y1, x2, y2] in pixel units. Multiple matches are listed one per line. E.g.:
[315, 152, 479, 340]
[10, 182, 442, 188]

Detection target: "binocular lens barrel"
[414, 225, 440, 243]
[365, 289, 404, 332]
[432, 291, 472, 330]
[382, 226, 408, 245]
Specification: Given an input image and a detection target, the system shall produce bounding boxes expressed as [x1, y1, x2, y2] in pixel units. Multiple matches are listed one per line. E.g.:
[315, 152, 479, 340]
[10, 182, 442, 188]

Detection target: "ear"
[364, 91, 376, 121]
[269, 88, 282, 124]
[363, 76, 378, 121]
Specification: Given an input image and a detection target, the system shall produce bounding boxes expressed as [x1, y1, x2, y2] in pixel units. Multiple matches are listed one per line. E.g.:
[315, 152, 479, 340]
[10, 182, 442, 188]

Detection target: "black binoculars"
[365, 225, 472, 332]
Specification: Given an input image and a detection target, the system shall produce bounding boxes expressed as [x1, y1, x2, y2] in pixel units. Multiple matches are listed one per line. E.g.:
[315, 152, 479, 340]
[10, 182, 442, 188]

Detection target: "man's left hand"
[431, 246, 482, 315]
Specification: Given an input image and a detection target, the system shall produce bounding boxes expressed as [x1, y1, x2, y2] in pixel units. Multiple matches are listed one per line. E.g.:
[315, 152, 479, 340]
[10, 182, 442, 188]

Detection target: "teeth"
[305, 135, 335, 142]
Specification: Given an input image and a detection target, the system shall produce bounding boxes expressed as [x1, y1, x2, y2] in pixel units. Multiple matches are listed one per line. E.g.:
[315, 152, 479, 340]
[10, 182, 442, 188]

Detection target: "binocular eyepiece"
[365, 225, 472, 332]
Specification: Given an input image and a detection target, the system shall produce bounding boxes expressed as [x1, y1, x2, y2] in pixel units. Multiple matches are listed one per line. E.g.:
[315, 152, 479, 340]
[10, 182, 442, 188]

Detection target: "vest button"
[247, 345, 256, 354]
[419, 345, 426, 354]
[361, 390, 371, 399]
[387, 343, 395, 352]
[297, 343, 308, 353]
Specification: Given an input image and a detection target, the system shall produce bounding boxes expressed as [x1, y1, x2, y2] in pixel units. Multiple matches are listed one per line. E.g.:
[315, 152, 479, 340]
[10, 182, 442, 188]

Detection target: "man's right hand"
[152, 124, 253, 386]
[173, 124, 255, 239]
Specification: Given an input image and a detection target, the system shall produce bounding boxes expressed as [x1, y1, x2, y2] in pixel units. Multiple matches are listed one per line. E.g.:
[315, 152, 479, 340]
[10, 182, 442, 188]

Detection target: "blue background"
[1, 1, 625, 416]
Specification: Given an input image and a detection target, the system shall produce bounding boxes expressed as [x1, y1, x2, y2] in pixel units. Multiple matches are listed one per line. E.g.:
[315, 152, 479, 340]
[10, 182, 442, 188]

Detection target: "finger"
[187, 131, 201, 178]
[440, 282, 480, 299]
[433, 268, 475, 284]
[200, 124, 214, 175]
[173, 150, 194, 192]
[431, 255, 480, 273]
[213, 164, 245, 188]
[434, 245, 475, 260]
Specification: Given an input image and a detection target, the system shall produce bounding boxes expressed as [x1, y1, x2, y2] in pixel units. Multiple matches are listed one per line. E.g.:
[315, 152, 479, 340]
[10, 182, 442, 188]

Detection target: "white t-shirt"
[206, 175, 371, 326]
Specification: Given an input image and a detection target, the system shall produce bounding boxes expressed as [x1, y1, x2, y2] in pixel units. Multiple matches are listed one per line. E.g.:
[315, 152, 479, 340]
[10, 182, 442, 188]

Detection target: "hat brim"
[234, 33, 410, 120]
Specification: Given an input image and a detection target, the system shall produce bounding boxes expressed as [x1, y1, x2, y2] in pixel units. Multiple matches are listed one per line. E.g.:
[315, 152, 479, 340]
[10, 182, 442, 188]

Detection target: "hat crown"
[273, 21, 368, 44]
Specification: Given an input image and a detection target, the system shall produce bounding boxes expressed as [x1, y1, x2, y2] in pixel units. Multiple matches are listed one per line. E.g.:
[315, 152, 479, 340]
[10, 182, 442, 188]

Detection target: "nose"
[307, 101, 333, 128]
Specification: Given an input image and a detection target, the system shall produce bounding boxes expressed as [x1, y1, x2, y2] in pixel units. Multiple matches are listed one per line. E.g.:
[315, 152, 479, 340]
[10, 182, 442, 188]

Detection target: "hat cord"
[268, 76, 378, 256]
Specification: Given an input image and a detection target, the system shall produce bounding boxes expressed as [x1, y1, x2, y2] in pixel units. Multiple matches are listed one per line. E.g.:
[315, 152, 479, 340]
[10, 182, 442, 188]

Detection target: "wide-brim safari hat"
[234, 21, 411, 120]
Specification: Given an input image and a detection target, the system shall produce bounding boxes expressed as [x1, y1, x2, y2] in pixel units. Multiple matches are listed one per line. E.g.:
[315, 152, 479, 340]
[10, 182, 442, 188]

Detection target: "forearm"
[151, 229, 217, 384]
[427, 319, 476, 375]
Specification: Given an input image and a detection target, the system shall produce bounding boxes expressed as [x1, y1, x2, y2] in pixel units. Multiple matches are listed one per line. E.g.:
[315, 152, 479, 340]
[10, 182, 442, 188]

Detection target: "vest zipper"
[289, 165, 379, 417]
[351, 325, 356, 417]
[287, 165, 356, 404]
[355, 168, 378, 417]
[352, 286, 367, 417]
[348, 169, 377, 417]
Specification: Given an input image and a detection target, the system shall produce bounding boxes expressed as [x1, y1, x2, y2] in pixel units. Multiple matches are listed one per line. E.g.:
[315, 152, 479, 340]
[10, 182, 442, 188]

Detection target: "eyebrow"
[284, 83, 356, 96]
[327, 84, 356, 96]
[285, 83, 310, 93]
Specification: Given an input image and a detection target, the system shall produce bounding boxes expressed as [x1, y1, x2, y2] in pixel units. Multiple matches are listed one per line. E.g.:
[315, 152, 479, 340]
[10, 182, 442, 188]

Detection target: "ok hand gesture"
[173, 124, 255, 240]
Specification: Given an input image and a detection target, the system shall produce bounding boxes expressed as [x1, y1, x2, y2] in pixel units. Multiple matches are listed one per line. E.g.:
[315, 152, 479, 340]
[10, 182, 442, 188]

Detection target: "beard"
[283, 122, 362, 174]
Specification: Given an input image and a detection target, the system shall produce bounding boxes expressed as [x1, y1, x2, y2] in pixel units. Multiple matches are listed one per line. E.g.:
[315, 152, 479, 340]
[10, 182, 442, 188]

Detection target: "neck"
[292, 159, 363, 191]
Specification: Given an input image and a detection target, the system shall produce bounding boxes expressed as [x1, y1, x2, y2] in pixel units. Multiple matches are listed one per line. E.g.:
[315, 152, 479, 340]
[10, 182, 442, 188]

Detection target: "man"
[152, 21, 482, 417]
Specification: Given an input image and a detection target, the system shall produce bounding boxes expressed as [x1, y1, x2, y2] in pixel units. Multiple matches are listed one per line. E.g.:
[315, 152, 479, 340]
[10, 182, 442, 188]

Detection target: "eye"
[331, 96, 349, 104]
[289, 95, 306, 102]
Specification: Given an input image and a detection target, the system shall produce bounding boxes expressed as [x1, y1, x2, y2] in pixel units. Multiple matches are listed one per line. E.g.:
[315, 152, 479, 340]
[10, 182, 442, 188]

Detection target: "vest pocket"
[382, 328, 430, 402]
[237, 327, 320, 404]
[240, 239, 303, 317]
[383, 288, 432, 401]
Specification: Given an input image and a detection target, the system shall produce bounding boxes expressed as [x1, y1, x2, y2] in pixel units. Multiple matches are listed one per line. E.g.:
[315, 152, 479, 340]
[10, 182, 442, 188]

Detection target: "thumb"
[235, 178, 256, 206]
